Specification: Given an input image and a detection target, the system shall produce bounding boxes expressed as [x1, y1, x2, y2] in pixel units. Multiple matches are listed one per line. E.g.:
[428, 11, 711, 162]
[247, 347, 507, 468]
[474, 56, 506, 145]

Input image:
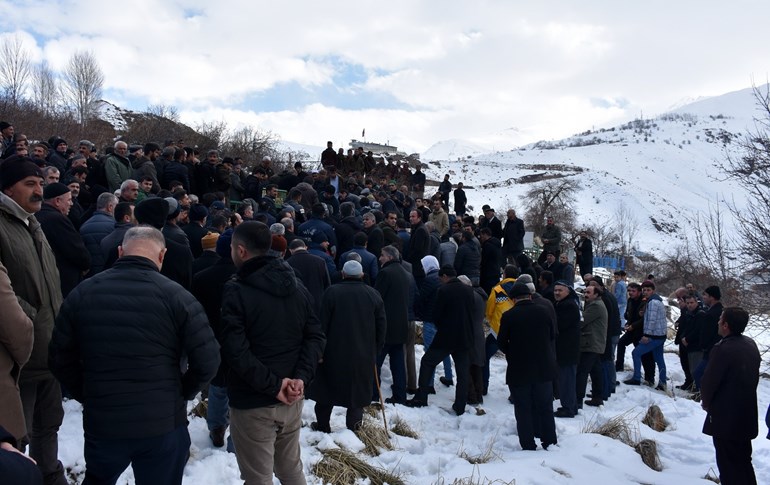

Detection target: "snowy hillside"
[422, 139, 493, 162]
[418, 85, 766, 255]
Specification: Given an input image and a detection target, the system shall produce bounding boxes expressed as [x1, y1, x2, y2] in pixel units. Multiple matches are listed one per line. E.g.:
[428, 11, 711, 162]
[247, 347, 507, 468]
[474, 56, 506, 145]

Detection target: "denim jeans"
[632, 338, 667, 384]
[207, 384, 234, 452]
[600, 336, 619, 399]
[693, 355, 709, 390]
[422, 322, 453, 385]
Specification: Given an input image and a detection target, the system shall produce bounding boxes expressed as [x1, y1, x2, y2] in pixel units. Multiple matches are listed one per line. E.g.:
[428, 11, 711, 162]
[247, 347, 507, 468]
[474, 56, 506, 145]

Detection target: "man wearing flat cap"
[0, 156, 68, 484]
[36, 182, 91, 298]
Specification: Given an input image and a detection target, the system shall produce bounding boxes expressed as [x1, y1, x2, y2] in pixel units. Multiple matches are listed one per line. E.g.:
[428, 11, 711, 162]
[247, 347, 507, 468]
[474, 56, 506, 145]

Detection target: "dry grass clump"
[415, 322, 424, 345]
[634, 439, 662, 471]
[363, 403, 381, 417]
[703, 467, 721, 483]
[641, 404, 668, 432]
[313, 448, 404, 485]
[458, 435, 500, 465]
[354, 417, 394, 456]
[582, 412, 636, 446]
[583, 412, 664, 471]
[432, 467, 515, 485]
[391, 415, 419, 439]
[189, 399, 208, 419]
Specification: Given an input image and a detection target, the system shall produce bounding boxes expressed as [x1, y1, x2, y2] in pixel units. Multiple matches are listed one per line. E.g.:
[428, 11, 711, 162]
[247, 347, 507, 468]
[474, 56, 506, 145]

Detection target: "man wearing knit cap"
[415, 255, 453, 391]
[192, 228, 237, 450]
[0, 157, 68, 484]
[193, 232, 221, 275]
[36, 182, 90, 297]
[308, 260, 387, 432]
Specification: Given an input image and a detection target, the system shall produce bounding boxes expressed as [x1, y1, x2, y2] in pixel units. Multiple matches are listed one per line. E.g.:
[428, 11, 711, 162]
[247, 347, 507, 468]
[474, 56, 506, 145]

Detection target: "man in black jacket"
[49, 226, 220, 485]
[498, 282, 558, 449]
[553, 282, 581, 418]
[693, 285, 724, 391]
[701, 306, 760, 485]
[220, 221, 325, 485]
[502, 209, 525, 263]
[407, 265, 474, 416]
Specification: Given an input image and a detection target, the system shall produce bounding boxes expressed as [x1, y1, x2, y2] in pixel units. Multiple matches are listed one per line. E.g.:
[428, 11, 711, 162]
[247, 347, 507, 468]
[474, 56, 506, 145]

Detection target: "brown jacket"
[0, 193, 63, 383]
[0, 262, 34, 439]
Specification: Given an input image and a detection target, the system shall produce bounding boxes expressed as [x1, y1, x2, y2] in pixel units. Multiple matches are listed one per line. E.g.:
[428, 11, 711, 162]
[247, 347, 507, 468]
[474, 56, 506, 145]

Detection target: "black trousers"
[19, 377, 67, 485]
[417, 347, 470, 414]
[510, 381, 557, 450]
[83, 424, 190, 485]
[576, 352, 602, 405]
[314, 403, 364, 432]
[713, 437, 756, 485]
[678, 344, 693, 385]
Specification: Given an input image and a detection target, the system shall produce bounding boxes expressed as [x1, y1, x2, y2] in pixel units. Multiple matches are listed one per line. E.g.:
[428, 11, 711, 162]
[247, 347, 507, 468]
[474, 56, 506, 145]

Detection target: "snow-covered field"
[57, 322, 770, 485]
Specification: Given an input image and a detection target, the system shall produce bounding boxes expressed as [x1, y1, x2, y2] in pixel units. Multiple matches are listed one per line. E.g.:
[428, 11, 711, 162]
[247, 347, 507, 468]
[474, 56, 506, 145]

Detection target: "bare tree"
[221, 125, 275, 165]
[63, 50, 104, 126]
[0, 34, 31, 106]
[582, 222, 619, 256]
[30, 61, 61, 113]
[147, 104, 180, 122]
[613, 201, 640, 259]
[521, 177, 580, 238]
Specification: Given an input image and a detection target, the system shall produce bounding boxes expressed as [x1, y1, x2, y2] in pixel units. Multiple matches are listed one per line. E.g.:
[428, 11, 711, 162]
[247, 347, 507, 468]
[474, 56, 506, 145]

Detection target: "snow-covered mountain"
[421, 138, 492, 161]
[417, 85, 765, 255]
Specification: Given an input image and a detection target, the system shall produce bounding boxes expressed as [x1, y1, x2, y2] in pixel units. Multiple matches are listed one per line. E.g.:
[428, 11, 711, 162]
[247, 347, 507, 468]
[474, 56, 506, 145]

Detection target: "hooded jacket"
[220, 256, 325, 409]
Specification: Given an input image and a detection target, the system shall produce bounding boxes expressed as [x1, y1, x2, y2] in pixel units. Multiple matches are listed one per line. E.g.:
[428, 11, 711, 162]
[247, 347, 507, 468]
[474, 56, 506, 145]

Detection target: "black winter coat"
[375, 261, 411, 344]
[498, 299, 558, 387]
[36, 204, 91, 297]
[220, 256, 325, 409]
[555, 297, 581, 366]
[407, 224, 430, 280]
[701, 334, 761, 440]
[480, 237, 503, 292]
[48, 256, 220, 439]
[431, 278, 476, 351]
[454, 239, 481, 280]
[308, 280, 387, 408]
[191, 257, 237, 386]
[470, 287, 488, 366]
[700, 302, 723, 356]
[502, 217, 525, 255]
[415, 270, 441, 322]
[287, 250, 331, 316]
[182, 222, 209, 259]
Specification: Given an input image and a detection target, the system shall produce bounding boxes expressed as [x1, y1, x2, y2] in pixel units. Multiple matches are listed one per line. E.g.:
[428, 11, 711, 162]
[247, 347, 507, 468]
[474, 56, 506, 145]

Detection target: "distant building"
[349, 139, 405, 156]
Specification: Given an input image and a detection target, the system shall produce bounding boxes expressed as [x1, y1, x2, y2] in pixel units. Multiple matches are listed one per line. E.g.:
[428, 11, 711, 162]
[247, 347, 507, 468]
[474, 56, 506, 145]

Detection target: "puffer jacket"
[220, 256, 325, 409]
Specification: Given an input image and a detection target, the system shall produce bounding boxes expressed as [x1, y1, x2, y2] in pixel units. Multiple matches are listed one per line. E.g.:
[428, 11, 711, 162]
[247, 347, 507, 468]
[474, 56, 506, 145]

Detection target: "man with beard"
[309, 261, 387, 432]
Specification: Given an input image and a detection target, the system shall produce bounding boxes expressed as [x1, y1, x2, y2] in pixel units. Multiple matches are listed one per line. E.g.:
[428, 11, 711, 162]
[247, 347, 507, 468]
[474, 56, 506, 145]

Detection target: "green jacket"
[0, 194, 62, 380]
[581, 298, 607, 354]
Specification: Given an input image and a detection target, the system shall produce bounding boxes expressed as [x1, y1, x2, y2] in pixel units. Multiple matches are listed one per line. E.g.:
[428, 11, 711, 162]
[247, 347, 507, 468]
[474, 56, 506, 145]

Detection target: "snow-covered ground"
[57, 320, 770, 485]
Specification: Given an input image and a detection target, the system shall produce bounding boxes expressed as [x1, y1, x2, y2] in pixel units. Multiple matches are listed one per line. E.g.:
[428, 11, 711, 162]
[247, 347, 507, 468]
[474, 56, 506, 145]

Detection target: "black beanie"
[134, 198, 169, 229]
[0, 156, 43, 190]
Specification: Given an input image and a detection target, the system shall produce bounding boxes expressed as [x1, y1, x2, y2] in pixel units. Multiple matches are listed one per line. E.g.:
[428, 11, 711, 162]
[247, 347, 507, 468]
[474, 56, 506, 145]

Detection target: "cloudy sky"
[3, 0, 770, 154]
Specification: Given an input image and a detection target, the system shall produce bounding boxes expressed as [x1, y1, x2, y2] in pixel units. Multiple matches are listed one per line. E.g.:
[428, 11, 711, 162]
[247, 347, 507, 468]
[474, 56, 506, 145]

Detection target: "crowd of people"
[0, 124, 767, 485]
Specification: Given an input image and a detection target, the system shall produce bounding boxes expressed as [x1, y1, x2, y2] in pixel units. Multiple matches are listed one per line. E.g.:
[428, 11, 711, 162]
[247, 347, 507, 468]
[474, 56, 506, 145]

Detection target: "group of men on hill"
[0, 123, 766, 485]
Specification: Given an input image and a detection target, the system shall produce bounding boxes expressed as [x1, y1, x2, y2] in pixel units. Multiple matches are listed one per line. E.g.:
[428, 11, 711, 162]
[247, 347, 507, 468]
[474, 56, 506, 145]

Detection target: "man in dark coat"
[701, 306, 761, 485]
[49, 226, 219, 484]
[454, 230, 481, 286]
[309, 261, 387, 432]
[182, 204, 210, 258]
[362, 212, 384, 259]
[479, 228, 503, 294]
[693, 286, 724, 390]
[553, 282, 581, 417]
[320, 141, 337, 168]
[574, 231, 593, 277]
[407, 265, 475, 416]
[219, 221, 325, 485]
[36, 183, 91, 296]
[453, 183, 467, 216]
[79, 192, 117, 275]
[134, 197, 193, 290]
[538, 216, 562, 264]
[498, 283, 558, 450]
[287, 238, 331, 316]
[99, 202, 136, 270]
[191, 230, 236, 450]
[373, 246, 411, 404]
[502, 209, 525, 263]
[407, 210, 431, 281]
